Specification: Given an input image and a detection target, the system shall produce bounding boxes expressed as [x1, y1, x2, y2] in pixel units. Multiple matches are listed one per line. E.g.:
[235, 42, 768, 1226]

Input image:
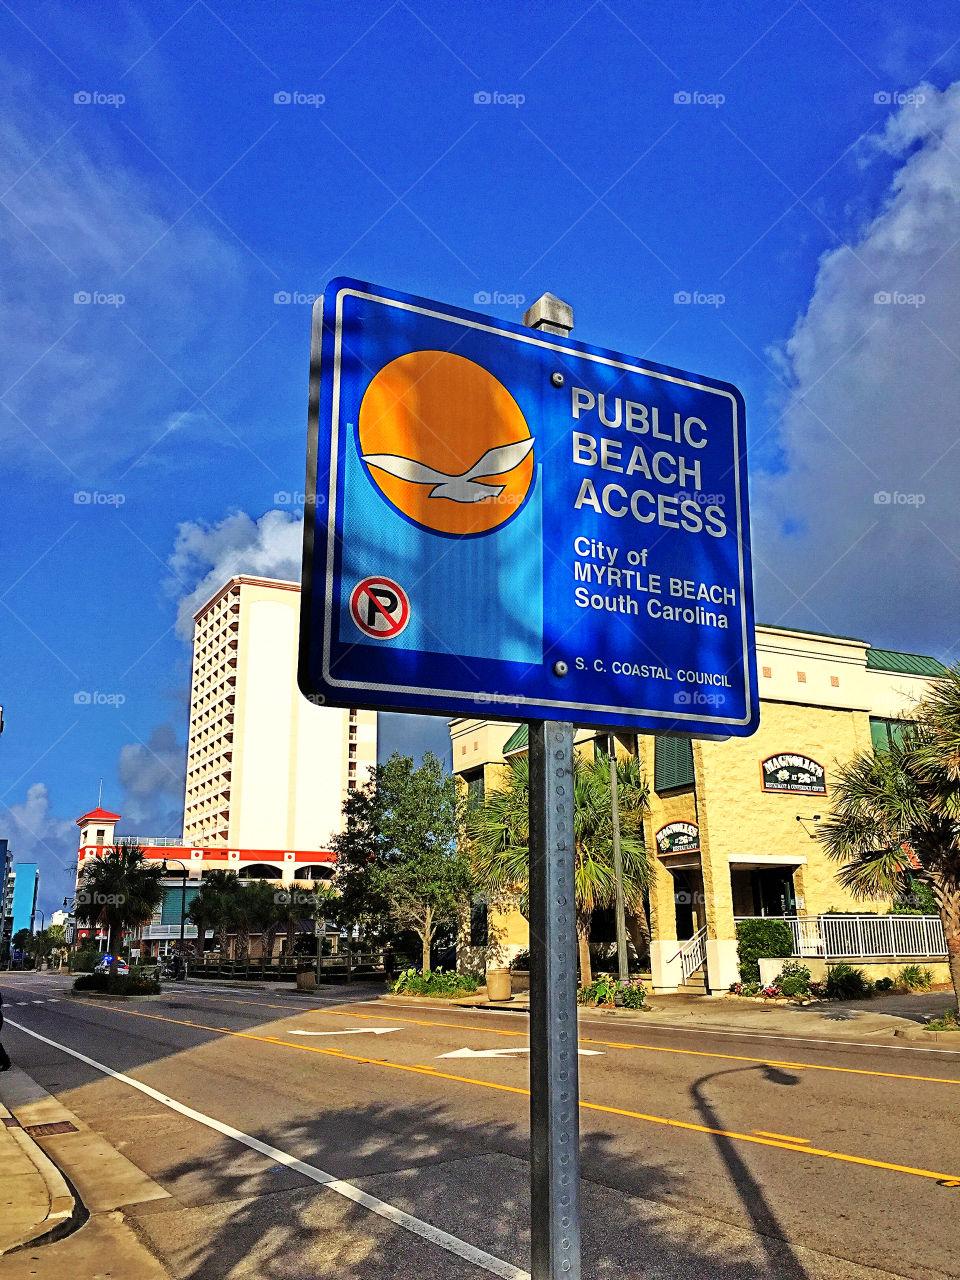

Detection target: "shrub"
[511, 949, 530, 972]
[925, 1010, 960, 1031]
[825, 963, 874, 1001]
[729, 981, 761, 997]
[896, 964, 933, 992]
[776, 960, 812, 998]
[73, 971, 160, 996]
[735, 919, 793, 984]
[875, 977, 894, 992]
[68, 947, 102, 973]
[577, 975, 645, 1008]
[390, 968, 482, 998]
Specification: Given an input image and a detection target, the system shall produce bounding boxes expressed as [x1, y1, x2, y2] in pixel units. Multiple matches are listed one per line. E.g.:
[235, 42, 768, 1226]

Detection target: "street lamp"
[163, 859, 189, 959]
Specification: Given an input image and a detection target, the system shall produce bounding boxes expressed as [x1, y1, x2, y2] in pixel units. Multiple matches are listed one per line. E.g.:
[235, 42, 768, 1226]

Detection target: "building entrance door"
[750, 868, 796, 917]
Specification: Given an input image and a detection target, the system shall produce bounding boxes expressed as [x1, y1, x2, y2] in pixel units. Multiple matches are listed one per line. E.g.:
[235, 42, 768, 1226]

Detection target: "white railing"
[140, 924, 203, 940]
[734, 915, 946, 960]
[673, 925, 708, 981]
[117, 836, 184, 847]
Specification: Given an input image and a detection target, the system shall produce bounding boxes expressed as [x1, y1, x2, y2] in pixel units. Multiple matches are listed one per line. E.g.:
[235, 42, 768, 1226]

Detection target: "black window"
[463, 768, 485, 810]
[470, 899, 488, 947]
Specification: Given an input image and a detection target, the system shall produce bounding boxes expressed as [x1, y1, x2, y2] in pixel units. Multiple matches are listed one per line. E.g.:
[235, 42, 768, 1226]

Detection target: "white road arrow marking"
[287, 1027, 400, 1037]
[437, 1047, 603, 1059]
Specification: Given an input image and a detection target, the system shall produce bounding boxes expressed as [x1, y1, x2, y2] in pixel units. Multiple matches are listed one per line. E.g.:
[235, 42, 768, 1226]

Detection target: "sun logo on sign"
[358, 350, 535, 536]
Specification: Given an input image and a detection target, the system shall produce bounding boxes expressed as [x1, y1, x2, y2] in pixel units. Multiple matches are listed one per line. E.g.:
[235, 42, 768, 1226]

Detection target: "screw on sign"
[349, 576, 410, 639]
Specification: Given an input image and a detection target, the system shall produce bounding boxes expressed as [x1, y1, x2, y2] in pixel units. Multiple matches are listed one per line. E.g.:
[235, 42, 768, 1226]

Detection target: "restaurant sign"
[655, 821, 700, 856]
[760, 753, 826, 795]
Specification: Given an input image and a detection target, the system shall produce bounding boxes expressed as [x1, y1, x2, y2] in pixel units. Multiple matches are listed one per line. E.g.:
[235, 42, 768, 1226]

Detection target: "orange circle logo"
[358, 350, 534, 536]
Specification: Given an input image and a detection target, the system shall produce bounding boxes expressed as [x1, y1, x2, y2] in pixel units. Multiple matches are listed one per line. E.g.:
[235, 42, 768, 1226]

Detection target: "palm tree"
[188, 871, 241, 959]
[75, 845, 164, 975]
[467, 751, 651, 985]
[818, 667, 960, 1010]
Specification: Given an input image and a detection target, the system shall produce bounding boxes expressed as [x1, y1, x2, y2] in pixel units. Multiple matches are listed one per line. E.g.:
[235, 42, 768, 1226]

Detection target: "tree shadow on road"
[132, 1095, 821, 1280]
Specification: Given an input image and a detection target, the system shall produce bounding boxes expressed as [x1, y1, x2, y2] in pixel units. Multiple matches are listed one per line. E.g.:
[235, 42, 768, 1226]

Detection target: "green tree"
[237, 880, 287, 963]
[467, 751, 651, 985]
[818, 667, 960, 1010]
[74, 845, 164, 975]
[333, 751, 471, 973]
[11, 927, 32, 959]
[187, 870, 242, 958]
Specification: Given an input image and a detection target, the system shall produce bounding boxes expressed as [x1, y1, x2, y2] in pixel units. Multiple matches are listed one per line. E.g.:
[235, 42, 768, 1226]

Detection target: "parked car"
[94, 955, 129, 975]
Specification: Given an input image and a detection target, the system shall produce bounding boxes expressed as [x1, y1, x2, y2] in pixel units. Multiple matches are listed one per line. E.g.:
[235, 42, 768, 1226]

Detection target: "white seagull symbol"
[362, 437, 535, 504]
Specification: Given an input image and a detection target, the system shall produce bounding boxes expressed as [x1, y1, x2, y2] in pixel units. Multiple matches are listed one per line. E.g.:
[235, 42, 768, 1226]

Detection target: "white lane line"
[6, 1020, 528, 1280]
[438, 1047, 603, 1059]
[582, 1020, 960, 1058]
[287, 1028, 399, 1037]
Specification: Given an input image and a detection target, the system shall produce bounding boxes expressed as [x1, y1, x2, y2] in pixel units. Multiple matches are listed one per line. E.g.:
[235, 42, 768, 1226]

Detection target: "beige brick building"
[451, 625, 946, 991]
[183, 576, 377, 852]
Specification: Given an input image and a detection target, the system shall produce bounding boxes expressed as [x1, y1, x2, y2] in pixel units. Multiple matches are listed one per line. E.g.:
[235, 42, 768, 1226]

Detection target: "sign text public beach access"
[299, 278, 758, 736]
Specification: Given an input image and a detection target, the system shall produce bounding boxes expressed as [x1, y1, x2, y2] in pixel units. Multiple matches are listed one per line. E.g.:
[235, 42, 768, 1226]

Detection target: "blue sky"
[3, 0, 960, 914]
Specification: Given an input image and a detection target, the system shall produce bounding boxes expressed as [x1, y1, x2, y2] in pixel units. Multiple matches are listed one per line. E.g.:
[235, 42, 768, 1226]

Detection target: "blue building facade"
[9, 863, 39, 937]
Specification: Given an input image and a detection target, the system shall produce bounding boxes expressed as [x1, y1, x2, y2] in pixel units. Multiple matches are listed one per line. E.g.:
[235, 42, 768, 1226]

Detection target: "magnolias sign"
[655, 822, 700, 855]
[761, 753, 826, 795]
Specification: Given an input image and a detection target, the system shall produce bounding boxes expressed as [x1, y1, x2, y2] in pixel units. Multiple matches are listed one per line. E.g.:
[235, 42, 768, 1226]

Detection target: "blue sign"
[300, 278, 758, 735]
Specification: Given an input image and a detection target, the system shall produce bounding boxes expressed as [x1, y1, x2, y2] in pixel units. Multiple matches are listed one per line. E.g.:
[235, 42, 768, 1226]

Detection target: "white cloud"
[168, 508, 303, 637]
[0, 64, 249, 478]
[1, 783, 78, 909]
[116, 723, 184, 837]
[754, 81, 960, 660]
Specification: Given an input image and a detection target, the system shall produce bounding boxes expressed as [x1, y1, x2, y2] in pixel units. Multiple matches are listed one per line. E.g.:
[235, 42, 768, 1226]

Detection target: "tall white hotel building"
[182, 575, 377, 851]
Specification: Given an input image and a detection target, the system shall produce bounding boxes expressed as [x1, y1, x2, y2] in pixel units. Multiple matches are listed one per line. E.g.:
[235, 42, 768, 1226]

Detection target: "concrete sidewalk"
[0, 1065, 171, 1278]
[438, 988, 959, 1042]
[0, 1092, 75, 1255]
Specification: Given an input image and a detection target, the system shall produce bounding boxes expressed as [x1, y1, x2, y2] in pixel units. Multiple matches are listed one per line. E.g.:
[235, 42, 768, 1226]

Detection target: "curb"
[893, 1025, 960, 1042]
[0, 1096, 83, 1256]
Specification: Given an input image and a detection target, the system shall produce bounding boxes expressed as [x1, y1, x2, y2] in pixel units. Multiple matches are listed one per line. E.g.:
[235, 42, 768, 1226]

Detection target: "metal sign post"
[523, 296, 581, 1280]
[529, 721, 580, 1279]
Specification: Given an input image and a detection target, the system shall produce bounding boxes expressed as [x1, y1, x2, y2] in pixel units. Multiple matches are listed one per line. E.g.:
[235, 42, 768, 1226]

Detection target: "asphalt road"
[2, 971, 960, 1280]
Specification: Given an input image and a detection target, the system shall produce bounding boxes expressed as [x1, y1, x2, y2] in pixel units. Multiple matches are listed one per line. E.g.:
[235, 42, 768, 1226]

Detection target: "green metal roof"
[503, 723, 529, 756]
[865, 648, 948, 677]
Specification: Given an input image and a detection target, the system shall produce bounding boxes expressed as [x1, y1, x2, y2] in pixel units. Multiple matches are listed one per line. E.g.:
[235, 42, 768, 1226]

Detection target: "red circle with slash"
[349, 577, 411, 639]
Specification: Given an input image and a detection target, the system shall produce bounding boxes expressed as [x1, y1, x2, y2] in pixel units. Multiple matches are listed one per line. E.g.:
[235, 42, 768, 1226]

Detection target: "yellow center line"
[91, 1001, 960, 1185]
[753, 1130, 810, 1144]
[174, 989, 960, 1089]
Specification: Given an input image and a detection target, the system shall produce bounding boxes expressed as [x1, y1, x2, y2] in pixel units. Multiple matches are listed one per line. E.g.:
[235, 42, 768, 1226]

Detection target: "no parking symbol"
[349, 576, 410, 639]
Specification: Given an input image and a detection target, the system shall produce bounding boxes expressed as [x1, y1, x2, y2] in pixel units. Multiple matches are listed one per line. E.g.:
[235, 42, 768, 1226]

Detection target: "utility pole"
[609, 734, 629, 984]
[523, 293, 581, 1280]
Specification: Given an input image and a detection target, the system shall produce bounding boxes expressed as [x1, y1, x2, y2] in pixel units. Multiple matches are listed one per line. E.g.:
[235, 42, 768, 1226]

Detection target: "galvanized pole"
[608, 734, 629, 984]
[523, 293, 581, 1280]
